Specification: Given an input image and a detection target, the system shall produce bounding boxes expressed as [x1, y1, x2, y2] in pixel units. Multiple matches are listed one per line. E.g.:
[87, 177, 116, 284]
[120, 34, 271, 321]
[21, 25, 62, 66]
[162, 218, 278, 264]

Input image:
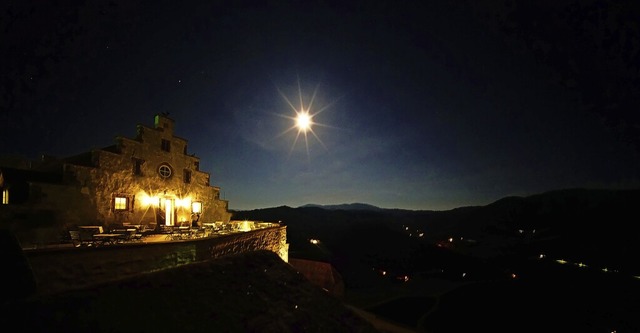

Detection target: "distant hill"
[232, 188, 640, 272]
[299, 203, 384, 211]
[288, 188, 640, 213]
[230, 188, 640, 332]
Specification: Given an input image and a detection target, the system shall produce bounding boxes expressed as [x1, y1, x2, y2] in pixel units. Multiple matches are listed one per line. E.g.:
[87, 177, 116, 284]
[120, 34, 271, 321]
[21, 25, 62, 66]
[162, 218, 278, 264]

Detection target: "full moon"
[275, 80, 337, 159]
[296, 111, 312, 132]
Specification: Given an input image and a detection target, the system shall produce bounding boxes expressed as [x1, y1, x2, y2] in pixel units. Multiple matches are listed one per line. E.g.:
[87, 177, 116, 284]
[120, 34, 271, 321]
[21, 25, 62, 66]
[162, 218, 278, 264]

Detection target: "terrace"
[23, 220, 281, 250]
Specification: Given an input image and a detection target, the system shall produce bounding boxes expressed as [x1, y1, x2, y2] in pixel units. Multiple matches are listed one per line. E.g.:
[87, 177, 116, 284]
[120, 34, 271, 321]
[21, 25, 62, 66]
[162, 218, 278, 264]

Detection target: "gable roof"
[0, 167, 63, 187]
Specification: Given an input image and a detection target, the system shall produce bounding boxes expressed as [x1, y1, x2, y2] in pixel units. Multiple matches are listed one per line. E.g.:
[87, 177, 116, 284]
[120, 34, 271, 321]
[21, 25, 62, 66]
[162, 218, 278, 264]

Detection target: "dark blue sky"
[2, 0, 639, 210]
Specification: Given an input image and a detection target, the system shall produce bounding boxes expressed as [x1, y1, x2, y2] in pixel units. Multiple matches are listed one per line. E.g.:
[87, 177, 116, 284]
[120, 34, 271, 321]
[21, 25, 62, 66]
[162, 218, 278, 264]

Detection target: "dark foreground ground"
[0, 250, 384, 333]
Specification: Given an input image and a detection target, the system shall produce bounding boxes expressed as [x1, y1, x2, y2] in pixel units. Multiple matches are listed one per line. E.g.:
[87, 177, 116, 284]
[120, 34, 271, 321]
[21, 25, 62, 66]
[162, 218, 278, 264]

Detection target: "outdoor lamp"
[192, 201, 202, 214]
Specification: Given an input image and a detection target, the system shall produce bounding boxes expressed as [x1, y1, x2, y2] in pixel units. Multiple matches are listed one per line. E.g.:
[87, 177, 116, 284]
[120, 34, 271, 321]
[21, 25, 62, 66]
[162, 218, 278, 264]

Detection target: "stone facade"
[0, 114, 232, 246]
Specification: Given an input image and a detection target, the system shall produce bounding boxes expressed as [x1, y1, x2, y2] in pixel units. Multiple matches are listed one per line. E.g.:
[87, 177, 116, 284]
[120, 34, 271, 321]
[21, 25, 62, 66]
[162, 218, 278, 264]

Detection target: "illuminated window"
[112, 193, 133, 212]
[2, 189, 8, 204]
[184, 170, 191, 184]
[114, 197, 128, 210]
[158, 164, 172, 179]
[161, 139, 171, 152]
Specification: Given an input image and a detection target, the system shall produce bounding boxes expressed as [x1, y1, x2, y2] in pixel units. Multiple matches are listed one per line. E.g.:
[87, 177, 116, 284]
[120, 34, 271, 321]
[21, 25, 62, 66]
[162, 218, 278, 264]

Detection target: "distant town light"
[396, 275, 409, 282]
[310, 239, 320, 245]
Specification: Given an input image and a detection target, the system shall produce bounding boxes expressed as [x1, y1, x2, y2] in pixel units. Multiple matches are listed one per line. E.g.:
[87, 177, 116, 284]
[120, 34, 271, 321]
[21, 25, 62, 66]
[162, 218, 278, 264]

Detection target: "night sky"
[2, 1, 639, 210]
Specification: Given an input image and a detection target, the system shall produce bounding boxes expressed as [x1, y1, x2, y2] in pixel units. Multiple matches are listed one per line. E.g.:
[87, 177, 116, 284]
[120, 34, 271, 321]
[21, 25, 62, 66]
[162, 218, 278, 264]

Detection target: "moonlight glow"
[275, 79, 337, 159]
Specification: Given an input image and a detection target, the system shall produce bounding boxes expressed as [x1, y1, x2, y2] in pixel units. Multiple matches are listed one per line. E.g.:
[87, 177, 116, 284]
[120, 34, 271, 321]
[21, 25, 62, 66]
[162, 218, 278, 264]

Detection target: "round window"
[158, 164, 172, 178]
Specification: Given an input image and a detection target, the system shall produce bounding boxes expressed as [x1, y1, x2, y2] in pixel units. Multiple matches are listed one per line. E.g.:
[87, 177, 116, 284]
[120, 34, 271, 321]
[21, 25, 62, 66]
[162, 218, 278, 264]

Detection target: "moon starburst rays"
[275, 80, 331, 160]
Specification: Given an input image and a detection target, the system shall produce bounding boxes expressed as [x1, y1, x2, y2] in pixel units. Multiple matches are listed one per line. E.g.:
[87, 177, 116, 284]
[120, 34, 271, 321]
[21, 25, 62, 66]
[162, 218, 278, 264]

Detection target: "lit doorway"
[164, 198, 176, 226]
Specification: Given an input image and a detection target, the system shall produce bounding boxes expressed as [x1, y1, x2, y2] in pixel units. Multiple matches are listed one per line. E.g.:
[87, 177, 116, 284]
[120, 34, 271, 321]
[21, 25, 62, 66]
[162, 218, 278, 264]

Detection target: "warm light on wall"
[175, 198, 184, 208]
[238, 220, 254, 231]
[192, 201, 202, 214]
[140, 193, 161, 207]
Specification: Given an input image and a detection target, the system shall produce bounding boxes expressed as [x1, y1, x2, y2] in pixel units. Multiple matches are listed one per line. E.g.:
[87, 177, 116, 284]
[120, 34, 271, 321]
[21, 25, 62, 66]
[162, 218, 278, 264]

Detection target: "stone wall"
[23, 226, 288, 297]
[289, 258, 345, 298]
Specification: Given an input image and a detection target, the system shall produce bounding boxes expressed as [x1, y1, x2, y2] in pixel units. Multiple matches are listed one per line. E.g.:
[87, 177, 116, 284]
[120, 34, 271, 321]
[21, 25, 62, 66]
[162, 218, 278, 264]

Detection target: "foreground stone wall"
[289, 258, 345, 298]
[23, 226, 287, 297]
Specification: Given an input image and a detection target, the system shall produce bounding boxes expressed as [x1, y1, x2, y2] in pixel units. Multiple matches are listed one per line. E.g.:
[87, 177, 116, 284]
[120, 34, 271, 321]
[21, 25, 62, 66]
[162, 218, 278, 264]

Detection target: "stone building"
[0, 114, 231, 246]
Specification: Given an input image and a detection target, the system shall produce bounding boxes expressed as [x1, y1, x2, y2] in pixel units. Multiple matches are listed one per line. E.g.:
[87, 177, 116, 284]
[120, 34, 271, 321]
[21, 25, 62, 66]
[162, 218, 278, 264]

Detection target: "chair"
[113, 229, 142, 243]
[69, 230, 93, 247]
[69, 230, 82, 247]
[140, 224, 156, 235]
[126, 229, 143, 242]
[193, 227, 206, 238]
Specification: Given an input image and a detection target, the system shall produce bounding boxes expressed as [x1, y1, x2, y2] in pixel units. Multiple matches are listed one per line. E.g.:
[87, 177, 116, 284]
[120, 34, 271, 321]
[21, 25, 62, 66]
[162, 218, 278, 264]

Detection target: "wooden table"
[92, 233, 122, 245]
[78, 225, 104, 233]
[122, 224, 142, 231]
[203, 223, 217, 230]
